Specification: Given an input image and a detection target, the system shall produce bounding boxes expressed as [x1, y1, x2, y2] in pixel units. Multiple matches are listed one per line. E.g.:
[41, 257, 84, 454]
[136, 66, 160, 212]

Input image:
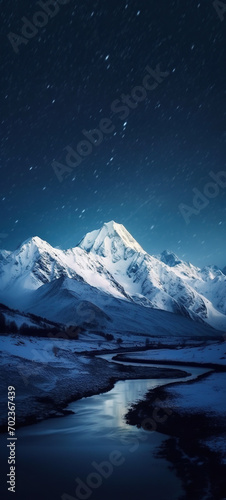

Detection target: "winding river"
[0, 353, 209, 500]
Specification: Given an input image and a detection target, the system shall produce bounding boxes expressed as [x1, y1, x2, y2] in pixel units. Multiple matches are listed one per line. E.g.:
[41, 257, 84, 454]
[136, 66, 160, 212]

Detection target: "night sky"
[0, 0, 225, 267]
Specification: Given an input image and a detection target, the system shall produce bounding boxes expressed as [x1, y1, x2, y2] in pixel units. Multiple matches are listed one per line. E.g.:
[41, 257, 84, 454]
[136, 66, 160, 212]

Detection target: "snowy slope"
[0, 302, 63, 332]
[0, 221, 225, 331]
[26, 277, 218, 338]
[78, 222, 226, 330]
[0, 234, 128, 309]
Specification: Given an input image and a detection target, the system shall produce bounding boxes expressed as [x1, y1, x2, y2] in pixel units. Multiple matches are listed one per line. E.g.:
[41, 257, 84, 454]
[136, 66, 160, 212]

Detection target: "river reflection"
[0, 359, 206, 500]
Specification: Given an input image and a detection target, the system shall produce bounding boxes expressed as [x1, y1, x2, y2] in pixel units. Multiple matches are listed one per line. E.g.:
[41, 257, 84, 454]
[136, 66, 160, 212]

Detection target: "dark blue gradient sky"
[0, 0, 225, 267]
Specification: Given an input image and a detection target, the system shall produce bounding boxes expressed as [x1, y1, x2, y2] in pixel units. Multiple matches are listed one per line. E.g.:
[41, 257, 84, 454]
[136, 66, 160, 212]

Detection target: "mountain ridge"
[0, 221, 225, 331]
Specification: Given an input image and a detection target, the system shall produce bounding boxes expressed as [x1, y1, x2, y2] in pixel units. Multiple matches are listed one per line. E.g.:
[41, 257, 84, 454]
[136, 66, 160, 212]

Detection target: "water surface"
[0, 357, 208, 500]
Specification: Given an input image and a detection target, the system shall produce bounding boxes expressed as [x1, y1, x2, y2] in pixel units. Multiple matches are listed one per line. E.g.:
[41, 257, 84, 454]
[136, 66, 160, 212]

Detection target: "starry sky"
[0, 0, 225, 268]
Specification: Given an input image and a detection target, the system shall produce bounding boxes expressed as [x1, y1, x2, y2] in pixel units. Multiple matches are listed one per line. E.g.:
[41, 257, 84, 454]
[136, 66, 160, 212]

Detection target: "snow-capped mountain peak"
[0, 221, 225, 331]
[78, 220, 145, 261]
[17, 236, 51, 253]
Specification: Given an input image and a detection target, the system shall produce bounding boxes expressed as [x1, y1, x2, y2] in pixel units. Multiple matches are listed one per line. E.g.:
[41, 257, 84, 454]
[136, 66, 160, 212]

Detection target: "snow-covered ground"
[121, 341, 226, 461]
[0, 333, 225, 468]
[121, 341, 226, 366]
[120, 342, 226, 469]
[0, 335, 92, 426]
[165, 372, 226, 416]
[164, 371, 226, 463]
[0, 333, 148, 361]
[0, 333, 190, 428]
[0, 334, 105, 363]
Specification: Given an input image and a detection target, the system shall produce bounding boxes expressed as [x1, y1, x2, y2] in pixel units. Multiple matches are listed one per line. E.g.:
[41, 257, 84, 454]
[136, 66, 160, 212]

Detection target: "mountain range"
[0, 221, 225, 335]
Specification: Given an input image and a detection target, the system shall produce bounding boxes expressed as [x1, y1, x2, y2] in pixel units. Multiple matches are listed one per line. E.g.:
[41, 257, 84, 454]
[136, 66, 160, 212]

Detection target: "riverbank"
[125, 369, 226, 499]
[1, 334, 225, 499]
[113, 340, 226, 371]
[0, 334, 189, 432]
